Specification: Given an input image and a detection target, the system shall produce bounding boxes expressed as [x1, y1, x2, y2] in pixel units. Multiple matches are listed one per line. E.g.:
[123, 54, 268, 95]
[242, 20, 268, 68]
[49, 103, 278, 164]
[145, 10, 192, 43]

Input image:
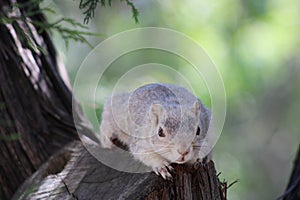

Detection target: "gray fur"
[99, 83, 213, 179]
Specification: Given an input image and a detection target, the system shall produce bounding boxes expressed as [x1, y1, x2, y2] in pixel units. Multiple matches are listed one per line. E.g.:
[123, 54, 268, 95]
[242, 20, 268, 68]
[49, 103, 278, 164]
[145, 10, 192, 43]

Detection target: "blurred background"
[44, 0, 300, 199]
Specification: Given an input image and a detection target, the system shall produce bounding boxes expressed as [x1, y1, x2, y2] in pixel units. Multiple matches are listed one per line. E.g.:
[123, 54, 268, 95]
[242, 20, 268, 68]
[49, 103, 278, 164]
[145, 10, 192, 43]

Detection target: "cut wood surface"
[13, 141, 225, 200]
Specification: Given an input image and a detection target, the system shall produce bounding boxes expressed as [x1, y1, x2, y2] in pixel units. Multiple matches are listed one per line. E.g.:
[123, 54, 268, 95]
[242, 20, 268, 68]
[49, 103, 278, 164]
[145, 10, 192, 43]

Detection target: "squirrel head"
[149, 101, 204, 164]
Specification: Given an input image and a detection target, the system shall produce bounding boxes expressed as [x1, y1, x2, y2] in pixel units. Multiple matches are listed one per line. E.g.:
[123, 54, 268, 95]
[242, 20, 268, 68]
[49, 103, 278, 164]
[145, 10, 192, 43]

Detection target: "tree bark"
[283, 144, 300, 200]
[0, 1, 225, 200]
[0, 0, 90, 198]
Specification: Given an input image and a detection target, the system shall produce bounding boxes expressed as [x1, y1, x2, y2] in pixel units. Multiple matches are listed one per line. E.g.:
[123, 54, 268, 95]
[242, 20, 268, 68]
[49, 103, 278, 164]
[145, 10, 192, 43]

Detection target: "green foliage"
[0, 0, 102, 50]
[121, 0, 139, 23]
[33, 16, 103, 48]
[0, 0, 138, 50]
[79, 0, 139, 24]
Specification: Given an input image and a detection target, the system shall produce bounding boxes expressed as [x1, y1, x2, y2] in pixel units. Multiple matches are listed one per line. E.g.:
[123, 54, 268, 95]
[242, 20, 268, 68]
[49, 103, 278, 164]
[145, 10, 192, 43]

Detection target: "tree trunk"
[0, 0, 88, 198]
[0, 1, 225, 200]
[282, 144, 300, 200]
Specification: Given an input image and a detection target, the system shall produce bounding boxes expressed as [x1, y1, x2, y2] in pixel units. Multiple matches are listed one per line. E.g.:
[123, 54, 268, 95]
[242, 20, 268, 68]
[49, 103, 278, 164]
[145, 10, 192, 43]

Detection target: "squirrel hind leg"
[99, 123, 115, 149]
[111, 137, 129, 151]
[100, 135, 130, 151]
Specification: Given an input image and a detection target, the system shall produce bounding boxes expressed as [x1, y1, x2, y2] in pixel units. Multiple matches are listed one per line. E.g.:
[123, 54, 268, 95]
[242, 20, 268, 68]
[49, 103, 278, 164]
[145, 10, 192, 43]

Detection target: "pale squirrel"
[99, 83, 213, 179]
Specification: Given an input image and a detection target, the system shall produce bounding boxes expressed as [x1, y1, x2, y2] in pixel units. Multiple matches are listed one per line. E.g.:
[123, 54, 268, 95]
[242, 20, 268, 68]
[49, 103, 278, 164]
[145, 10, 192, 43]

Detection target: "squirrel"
[99, 83, 213, 179]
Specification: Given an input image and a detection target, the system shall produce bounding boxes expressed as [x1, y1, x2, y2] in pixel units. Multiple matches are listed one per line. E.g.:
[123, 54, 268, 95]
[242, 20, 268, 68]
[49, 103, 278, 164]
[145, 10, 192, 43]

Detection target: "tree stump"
[12, 141, 225, 200]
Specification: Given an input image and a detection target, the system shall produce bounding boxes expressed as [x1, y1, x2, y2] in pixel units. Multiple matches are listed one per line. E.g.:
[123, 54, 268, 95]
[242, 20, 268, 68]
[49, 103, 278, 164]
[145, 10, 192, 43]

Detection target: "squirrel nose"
[177, 150, 189, 156]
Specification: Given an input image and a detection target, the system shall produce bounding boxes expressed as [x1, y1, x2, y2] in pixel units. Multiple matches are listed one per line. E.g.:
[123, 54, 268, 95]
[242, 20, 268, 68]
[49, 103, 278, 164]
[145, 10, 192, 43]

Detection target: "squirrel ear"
[151, 104, 164, 126]
[192, 101, 201, 117]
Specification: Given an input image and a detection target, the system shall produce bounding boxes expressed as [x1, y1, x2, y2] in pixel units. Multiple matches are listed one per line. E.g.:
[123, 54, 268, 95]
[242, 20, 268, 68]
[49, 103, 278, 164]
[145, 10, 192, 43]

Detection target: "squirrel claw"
[153, 163, 173, 180]
[166, 164, 174, 171]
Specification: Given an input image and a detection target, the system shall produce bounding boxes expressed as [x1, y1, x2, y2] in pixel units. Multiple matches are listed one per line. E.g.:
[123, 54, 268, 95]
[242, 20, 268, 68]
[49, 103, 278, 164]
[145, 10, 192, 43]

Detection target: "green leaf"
[79, 0, 139, 24]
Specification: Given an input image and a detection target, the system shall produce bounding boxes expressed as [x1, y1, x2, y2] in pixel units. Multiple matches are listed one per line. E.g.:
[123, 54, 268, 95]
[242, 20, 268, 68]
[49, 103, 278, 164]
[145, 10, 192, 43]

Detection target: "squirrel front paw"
[130, 146, 174, 179]
[152, 161, 173, 180]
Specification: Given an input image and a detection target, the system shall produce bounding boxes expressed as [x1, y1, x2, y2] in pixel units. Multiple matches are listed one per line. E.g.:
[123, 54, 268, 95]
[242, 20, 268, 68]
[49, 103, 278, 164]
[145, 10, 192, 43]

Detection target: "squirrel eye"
[158, 127, 165, 137]
[196, 126, 201, 136]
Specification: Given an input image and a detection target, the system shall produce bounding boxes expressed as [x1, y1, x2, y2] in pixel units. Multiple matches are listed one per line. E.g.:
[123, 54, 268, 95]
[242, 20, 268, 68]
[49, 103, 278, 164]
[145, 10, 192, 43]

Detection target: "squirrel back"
[99, 83, 213, 179]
